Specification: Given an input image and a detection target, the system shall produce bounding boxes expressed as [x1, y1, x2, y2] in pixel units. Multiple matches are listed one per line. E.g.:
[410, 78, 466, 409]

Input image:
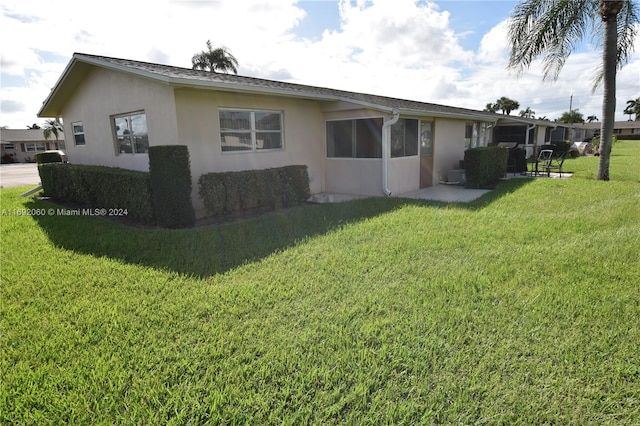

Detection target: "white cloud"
[0, 0, 638, 129]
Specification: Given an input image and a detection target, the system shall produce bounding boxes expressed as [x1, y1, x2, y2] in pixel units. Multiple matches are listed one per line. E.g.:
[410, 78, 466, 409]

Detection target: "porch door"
[420, 121, 434, 188]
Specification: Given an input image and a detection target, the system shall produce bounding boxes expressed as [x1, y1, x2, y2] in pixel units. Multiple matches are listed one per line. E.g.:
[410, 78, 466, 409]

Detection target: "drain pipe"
[382, 109, 400, 196]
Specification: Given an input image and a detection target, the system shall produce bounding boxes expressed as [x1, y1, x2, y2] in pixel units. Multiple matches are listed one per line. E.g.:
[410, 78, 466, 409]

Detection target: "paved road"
[0, 163, 41, 188]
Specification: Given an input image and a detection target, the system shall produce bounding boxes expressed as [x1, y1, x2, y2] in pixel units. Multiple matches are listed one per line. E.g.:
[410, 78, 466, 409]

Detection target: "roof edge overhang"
[40, 53, 553, 125]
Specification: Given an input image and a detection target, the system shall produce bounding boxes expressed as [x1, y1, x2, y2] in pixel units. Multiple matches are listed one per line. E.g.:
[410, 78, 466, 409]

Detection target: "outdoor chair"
[541, 152, 566, 177]
[532, 149, 553, 176]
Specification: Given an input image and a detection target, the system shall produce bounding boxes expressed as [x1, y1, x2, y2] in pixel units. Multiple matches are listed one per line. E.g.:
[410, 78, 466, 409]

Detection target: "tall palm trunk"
[597, 0, 623, 181]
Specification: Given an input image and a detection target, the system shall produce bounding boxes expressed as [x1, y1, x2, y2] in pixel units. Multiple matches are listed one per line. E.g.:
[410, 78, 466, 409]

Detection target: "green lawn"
[2, 142, 639, 424]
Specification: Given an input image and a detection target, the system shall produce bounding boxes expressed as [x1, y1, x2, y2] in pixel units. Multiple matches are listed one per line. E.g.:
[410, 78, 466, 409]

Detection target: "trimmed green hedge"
[38, 163, 155, 224]
[199, 165, 310, 219]
[464, 146, 507, 189]
[35, 151, 65, 164]
[148, 145, 195, 228]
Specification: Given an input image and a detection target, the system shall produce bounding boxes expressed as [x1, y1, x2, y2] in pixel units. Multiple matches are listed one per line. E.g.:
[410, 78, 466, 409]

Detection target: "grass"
[2, 141, 639, 424]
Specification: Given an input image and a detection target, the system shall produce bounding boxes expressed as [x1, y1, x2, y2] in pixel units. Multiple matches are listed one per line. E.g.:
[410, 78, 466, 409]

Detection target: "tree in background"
[519, 107, 536, 118]
[557, 109, 585, 123]
[192, 40, 239, 74]
[27, 123, 41, 129]
[507, 0, 638, 181]
[483, 102, 498, 113]
[495, 97, 520, 115]
[42, 119, 63, 141]
[483, 102, 497, 112]
[587, 115, 599, 123]
[623, 97, 640, 120]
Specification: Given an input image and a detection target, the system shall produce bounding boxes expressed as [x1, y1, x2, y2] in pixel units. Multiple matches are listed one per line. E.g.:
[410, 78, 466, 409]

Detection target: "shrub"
[464, 146, 507, 189]
[148, 145, 195, 228]
[591, 135, 618, 152]
[1, 154, 17, 164]
[35, 151, 64, 164]
[38, 163, 155, 224]
[199, 165, 310, 219]
[554, 140, 572, 155]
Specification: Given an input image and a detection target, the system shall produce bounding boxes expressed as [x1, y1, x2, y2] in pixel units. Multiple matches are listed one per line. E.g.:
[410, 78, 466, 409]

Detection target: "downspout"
[382, 109, 400, 196]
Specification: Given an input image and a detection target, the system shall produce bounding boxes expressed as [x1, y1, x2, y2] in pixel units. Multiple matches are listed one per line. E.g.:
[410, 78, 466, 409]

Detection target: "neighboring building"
[0, 129, 66, 163]
[581, 121, 640, 139]
[38, 53, 555, 218]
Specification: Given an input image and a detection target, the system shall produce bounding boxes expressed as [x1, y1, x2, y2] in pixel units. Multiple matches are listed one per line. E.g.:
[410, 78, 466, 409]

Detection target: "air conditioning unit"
[447, 169, 466, 185]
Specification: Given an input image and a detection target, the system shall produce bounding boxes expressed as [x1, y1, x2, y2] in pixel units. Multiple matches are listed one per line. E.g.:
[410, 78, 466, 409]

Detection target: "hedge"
[35, 151, 65, 164]
[38, 163, 155, 224]
[199, 165, 310, 219]
[464, 146, 507, 189]
[148, 145, 195, 228]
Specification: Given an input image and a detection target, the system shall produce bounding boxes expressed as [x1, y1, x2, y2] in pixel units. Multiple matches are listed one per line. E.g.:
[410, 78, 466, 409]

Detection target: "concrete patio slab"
[396, 185, 491, 202]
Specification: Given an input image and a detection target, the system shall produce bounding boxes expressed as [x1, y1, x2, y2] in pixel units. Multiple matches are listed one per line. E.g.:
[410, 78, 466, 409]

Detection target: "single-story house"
[0, 129, 65, 163]
[581, 120, 640, 139]
[38, 53, 555, 218]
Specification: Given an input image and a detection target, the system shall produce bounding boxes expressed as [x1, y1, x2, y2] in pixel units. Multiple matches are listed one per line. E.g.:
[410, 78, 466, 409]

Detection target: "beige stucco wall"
[60, 67, 179, 171]
[324, 159, 384, 195]
[432, 118, 466, 182]
[388, 156, 420, 195]
[174, 89, 325, 216]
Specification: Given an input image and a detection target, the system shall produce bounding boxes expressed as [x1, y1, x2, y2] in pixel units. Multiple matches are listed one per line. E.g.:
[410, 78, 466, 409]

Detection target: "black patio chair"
[541, 152, 567, 177]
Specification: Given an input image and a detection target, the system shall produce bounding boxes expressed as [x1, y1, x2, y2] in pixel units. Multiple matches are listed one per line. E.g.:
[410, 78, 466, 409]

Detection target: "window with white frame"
[113, 112, 149, 154]
[326, 118, 383, 158]
[391, 118, 419, 158]
[72, 122, 86, 146]
[25, 142, 46, 152]
[3, 144, 15, 150]
[219, 109, 283, 152]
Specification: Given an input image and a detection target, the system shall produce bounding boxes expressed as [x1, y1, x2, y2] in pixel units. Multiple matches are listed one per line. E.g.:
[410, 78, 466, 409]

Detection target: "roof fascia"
[38, 56, 82, 117]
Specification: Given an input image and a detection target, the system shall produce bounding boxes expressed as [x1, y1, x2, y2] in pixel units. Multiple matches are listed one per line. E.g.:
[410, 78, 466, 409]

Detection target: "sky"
[1, 0, 639, 129]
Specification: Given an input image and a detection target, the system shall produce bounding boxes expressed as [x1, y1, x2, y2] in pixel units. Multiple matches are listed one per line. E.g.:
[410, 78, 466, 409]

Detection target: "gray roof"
[581, 121, 640, 130]
[39, 53, 553, 126]
[0, 129, 60, 143]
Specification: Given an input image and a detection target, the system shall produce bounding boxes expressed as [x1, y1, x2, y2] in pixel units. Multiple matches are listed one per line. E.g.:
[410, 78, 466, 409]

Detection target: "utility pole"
[569, 94, 573, 112]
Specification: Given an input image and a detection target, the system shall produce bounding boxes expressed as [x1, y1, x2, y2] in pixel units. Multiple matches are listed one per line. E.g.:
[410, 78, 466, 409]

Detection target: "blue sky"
[1, 0, 638, 129]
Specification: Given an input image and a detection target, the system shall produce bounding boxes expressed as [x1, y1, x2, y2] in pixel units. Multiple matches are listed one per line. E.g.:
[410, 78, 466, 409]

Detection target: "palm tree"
[558, 109, 585, 123]
[507, 0, 639, 181]
[624, 97, 640, 120]
[483, 102, 498, 113]
[42, 119, 63, 141]
[191, 40, 239, 74]
[519, 107, 536, 118]
[495, 96, 520, 115]
[27, 123, 41, 129]
[587, 115, 599, 123]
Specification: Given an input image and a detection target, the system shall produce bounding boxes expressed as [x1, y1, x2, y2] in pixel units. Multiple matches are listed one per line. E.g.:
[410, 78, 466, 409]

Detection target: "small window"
[113, 112, 149, 155]
[420, 121, 433, 156]
[3, 144, 15, 150]
[72, 122, 86, 146]
[25, 142, 46, 152]
[326, 118, 383, 158]
[219, 109, 283, 152]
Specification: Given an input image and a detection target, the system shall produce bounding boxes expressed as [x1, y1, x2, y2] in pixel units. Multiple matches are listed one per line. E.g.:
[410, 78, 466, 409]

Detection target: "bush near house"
[464, 146, 508, 189]
[199, 165, 310, 219]
[38, 163, 155, 224]
[35, 151, 65, 165]
[148, 145, 195, 228]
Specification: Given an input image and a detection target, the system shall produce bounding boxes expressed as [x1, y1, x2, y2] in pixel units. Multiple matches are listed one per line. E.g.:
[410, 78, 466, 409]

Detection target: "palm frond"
[508, 0, 598, 79]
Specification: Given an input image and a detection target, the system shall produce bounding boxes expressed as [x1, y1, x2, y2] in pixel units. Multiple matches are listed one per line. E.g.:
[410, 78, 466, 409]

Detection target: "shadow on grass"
[25, 179, 532, 278]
